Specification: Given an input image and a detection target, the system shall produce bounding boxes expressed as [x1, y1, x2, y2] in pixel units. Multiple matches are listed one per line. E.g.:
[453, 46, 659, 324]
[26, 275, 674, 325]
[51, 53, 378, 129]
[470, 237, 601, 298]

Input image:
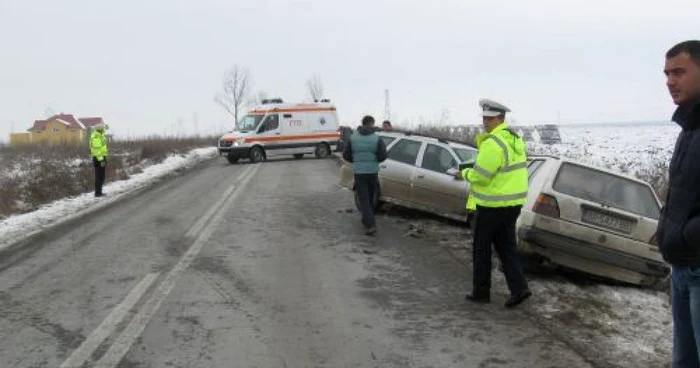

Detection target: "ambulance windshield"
[237, 114, 264, 132]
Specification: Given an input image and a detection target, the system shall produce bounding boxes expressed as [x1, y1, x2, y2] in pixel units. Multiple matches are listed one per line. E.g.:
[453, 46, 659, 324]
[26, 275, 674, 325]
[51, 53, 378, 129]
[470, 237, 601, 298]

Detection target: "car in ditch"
[339, 131, 478, 222]
[517, 155, 669, 288]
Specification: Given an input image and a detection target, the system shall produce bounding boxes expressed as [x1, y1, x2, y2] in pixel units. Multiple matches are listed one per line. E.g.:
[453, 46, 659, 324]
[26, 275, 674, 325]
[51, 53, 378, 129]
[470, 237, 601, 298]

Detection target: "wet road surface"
[0, 157, 595, 367]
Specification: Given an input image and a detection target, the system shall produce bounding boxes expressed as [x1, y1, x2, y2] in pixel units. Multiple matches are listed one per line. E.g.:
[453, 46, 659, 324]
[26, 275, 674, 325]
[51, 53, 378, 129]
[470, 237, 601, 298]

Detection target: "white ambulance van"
[218, 99, 341, 164]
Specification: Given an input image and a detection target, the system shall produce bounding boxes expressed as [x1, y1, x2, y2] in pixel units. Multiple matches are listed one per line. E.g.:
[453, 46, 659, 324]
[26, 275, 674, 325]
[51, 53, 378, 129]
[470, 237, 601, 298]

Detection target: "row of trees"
[214, 65, 325, 123]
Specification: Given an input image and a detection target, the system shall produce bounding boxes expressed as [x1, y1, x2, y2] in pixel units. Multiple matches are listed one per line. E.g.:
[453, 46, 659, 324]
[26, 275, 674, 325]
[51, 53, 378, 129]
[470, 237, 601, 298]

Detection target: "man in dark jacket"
[658, 40, 700, 367]
[343, 115, 387, 235]
[382, 120, 392, 131]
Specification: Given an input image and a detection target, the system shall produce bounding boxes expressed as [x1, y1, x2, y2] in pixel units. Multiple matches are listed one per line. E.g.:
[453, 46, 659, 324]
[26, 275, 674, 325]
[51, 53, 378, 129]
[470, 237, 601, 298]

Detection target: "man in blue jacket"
[658, 40, 700, 367]
[343, 115, 387, 235]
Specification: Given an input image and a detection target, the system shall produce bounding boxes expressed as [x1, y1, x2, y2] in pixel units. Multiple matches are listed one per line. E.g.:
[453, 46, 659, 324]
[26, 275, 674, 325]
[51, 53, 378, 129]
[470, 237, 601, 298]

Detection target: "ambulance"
[218, 99, 341, 164]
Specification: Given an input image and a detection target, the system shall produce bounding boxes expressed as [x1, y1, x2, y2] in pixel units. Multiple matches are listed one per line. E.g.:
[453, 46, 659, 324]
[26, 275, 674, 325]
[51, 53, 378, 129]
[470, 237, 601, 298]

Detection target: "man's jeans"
[354, 174, 378, 228]
[673, 265, 700, 368]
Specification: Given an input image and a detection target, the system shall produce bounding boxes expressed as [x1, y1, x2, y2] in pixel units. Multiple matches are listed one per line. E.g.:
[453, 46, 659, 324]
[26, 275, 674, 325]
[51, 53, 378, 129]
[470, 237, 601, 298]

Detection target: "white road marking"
[94, 163, 261, 368]
[185, 164, 253, 238]
[59, 272, 160, 368]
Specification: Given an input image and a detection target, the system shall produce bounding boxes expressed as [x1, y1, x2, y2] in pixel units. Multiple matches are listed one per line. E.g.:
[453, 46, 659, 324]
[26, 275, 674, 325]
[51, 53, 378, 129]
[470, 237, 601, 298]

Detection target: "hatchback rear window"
[553, 163, 660, 219]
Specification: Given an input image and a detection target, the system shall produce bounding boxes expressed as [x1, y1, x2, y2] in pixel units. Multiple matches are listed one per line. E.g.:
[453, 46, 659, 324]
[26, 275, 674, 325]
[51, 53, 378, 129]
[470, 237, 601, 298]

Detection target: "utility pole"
[384, 89, 391, 121]
[176, 117, 185, 138]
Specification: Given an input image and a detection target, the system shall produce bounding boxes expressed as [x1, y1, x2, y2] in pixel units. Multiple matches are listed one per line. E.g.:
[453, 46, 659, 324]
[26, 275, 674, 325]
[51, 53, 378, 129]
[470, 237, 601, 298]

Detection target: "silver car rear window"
[553, 163, 660, 219]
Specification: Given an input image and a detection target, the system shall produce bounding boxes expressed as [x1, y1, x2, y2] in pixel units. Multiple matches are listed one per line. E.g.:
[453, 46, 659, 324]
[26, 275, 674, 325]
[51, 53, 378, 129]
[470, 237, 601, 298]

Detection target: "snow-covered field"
[530, 121, 679, 178]
[0, 147, 218, 252]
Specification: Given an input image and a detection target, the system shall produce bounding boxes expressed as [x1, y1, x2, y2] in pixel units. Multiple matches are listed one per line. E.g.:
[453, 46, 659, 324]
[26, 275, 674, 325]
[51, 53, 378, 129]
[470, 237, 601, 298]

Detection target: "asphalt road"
[0, 156, 596, 368]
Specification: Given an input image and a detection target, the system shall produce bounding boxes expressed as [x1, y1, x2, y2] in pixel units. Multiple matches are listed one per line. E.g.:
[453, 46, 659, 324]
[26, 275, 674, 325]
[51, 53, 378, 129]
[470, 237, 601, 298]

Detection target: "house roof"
[28, 120, 49, 131]
[79, 117, 105, 128]
[28, 114, 106, 131]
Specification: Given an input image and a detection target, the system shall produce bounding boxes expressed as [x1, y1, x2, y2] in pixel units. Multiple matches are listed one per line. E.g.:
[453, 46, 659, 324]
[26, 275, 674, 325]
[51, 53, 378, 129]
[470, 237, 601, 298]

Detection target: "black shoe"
[365, 226, 377, 236]
[505, 289, 532, 308]
[465, 292, 490, 304]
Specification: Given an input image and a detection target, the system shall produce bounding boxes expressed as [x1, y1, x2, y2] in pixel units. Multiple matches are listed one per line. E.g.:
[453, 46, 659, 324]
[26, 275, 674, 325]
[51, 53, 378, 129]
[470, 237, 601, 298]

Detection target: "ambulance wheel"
[226, 155, 239, 164]
[249, 147, 265, 163]
[315, 143, 331, 159]
[294, 154, 304, 160]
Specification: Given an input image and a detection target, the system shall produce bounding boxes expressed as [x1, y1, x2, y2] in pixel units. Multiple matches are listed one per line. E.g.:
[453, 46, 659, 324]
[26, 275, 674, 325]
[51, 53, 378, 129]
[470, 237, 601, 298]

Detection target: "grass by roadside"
[0, 136, 217, 220]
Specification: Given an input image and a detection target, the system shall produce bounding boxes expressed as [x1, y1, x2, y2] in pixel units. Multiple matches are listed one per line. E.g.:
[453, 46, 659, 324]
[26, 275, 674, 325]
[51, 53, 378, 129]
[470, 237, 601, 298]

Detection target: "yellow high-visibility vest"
[461, 123, 528, 208]
[90, 130, 108, 161]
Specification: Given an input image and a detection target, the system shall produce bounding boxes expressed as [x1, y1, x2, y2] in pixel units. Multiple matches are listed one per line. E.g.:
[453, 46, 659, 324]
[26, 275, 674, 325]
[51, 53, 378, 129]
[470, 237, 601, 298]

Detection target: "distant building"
[518, 126, 536, 142]
[9, 114, 107, 146]
[535, 124, 562, 144]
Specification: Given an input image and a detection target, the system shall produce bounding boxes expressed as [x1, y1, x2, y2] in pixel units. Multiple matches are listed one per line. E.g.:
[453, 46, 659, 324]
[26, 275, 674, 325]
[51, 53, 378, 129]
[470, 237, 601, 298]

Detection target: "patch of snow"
[0, 147, 217, 251]
[56, 118, 73, 127]
[529, 123, 680, 176]
[68, 158, 87, 167]
[526, 278, 671, 367]
[1, 159, 33, 179]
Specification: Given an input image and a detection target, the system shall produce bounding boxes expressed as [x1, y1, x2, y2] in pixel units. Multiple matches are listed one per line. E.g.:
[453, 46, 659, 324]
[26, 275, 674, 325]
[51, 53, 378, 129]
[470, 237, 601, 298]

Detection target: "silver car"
[340, 131, 478, 221]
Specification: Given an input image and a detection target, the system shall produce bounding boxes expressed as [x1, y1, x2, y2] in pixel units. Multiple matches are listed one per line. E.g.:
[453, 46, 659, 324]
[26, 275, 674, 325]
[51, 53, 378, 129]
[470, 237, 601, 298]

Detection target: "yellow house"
[9, 132, 32, 145]
[10, 114, 107, 146]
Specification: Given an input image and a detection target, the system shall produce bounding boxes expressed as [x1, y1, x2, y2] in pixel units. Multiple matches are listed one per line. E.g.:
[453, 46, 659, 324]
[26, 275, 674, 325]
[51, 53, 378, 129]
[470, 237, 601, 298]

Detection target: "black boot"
[465, 292, 490, 304]
[505, 289, 532, 308]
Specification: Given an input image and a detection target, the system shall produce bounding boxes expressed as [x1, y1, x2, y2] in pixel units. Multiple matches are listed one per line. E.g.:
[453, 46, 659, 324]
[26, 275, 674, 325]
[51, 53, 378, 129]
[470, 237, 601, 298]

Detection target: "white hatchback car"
[518, 155, 669, 287]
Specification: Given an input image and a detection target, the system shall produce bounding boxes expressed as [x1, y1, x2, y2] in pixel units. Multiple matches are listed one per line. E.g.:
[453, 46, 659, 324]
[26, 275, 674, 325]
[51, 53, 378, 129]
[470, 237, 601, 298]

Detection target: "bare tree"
[438, 108, 452, 125]
[214, 65, 252, 124]
[247, 90, 269, 106]
[306, 74, 324, 101]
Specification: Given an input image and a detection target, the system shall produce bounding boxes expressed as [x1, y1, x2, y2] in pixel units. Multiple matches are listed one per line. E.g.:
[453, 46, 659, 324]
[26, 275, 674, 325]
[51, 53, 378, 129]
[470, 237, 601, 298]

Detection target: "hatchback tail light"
[533, 193, 560, 218]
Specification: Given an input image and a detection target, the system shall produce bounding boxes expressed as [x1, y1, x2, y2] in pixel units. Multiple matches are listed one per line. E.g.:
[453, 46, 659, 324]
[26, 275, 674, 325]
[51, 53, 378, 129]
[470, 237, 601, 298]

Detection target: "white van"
[218, 99, 341, 164]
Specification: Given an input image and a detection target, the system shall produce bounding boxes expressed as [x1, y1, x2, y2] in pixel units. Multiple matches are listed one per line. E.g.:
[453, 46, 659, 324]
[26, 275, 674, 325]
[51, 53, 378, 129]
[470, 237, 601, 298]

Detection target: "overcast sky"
[1, 0, 698, 140]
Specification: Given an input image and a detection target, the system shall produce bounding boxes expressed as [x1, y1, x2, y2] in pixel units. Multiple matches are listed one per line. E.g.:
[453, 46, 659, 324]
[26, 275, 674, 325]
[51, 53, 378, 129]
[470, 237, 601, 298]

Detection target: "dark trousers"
[355, 174, 378, 228]
[672, 266, 700, 367]
[93, 157, 106, 196]
[472, 205, 529, 296]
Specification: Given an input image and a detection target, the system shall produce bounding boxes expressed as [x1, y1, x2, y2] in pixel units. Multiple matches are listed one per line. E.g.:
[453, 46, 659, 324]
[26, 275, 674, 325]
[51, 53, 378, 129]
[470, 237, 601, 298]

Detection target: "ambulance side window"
[259, 114, 279, 132]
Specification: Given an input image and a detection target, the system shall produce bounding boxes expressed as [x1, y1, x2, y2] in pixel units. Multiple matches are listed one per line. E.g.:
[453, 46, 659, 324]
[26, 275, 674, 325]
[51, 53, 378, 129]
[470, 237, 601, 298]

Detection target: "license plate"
[582, 209, 633, 233]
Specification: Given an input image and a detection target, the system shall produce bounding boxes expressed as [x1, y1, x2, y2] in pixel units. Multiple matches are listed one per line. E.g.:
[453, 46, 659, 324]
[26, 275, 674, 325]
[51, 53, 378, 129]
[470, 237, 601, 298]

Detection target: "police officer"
[90, 123, 108, 197]
[460, 99, 532, 307]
